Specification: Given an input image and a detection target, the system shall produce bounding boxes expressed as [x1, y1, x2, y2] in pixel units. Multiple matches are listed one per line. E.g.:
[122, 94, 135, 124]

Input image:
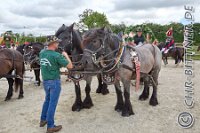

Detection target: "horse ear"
[69, 23, 75, 31]
[97, 26, 106, 34]
[100, 26, 106, 31]
[55, 24, 66, 37]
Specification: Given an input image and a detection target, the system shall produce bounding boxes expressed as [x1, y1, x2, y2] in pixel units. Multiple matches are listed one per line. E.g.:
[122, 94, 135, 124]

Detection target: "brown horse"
[0, 49, 25, 101]
[157, 42, 184, 65]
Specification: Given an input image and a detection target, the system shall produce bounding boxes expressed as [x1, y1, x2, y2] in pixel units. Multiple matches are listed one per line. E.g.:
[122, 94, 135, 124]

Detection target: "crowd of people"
[122, 26, 175, 53]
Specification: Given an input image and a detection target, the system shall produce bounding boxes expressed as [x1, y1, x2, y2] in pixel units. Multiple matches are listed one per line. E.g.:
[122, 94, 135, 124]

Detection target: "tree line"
[1, 9, 199, 45]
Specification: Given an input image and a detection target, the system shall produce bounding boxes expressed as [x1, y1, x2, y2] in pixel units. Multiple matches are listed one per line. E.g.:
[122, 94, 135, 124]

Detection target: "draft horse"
[0, 49, 25, 101]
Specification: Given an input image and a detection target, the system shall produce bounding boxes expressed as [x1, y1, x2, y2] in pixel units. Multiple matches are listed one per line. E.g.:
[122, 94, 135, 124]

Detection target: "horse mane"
[81, 28, 118, 51]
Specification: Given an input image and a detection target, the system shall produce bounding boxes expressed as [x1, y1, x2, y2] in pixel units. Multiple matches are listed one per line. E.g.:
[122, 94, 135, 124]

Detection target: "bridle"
[82, 32, 124, 72]
[23, 45, 40, 65]
[58, 31, 73, 52]
[83, 32, 109, 65]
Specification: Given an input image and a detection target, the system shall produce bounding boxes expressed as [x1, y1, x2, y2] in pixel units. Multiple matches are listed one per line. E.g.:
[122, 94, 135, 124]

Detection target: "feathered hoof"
[18, 95, 24, 99]
[72, 102, 83, 112]
[149, 98, 158, 106]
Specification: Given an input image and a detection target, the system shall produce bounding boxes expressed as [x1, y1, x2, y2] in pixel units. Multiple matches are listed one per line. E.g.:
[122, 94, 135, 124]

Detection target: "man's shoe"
[46, 125, 62, 133]
[40, 120, 47, 127]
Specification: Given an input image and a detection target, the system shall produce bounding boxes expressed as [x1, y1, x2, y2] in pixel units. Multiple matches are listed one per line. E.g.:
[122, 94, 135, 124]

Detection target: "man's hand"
[62, 51, 73, 69]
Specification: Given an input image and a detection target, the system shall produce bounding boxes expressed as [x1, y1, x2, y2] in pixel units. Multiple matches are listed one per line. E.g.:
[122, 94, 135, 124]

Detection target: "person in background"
[133, 27, 145, 45]
[39, 39, 73, 133]
[162, 27, 175, 53]
[10, 40, 15, 49]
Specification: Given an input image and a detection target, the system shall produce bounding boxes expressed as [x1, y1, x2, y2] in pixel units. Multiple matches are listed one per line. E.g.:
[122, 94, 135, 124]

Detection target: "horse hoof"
[115, 103, 124, 112]
[96, 87, 102, 94]
[139, 94, 149, 101]
[18, 95, 24, 99]
[83, 102, 93, 109]
[149, 98, 158, 106]
[72, 102, 83, 112]
[83, 97, 94, 109]
[122, 111, 134, 117]
[101, 88, 109, 95]
[4, 97, 11, 101]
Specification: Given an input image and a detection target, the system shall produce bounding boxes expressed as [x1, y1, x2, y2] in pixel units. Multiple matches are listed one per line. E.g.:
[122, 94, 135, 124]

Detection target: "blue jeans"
[40, 79, 61, 128]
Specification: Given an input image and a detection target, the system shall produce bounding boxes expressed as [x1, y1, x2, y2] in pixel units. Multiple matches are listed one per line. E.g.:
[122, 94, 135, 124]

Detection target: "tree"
[110, 23, 126, 34]
[79, 9, 110, 29]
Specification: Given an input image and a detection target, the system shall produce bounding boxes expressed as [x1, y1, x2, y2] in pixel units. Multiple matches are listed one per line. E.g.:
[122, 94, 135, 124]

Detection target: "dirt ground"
[0, 60, 199, 133]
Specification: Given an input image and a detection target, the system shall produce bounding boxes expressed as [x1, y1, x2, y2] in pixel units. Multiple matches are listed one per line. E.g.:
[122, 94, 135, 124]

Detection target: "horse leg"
[175, 50, 180, 65]
[149, 71, 159, 106]
[5, 78, 14, 101]
[83, 76, 94, 109]
[162, 54, 167, 65]
[18, 78, 24, 99]
[121, 79, 134, 117]
[166, 57, 168, 64]
[139, 75, 150, 101]
[34, 69, 41, 86]
[101, 82, 109, 95]
[96, 74, 102, 93]
[114, 80, 124, 112]
[96, 74, 109, 95]
[72, 82, 83, 111]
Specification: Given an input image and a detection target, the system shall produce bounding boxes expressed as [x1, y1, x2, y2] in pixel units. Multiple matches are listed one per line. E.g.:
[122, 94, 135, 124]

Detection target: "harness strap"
[130, 49, 141, 91]
[133, 56, 140, 91]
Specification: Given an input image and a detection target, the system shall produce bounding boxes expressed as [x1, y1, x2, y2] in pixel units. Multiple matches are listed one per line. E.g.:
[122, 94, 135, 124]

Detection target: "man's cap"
[47, 37, 62, 46]
[136, 27, 143, 32]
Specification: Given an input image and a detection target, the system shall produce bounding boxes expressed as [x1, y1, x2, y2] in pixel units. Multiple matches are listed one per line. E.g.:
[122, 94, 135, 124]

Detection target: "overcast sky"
[0, 0, 199, 36]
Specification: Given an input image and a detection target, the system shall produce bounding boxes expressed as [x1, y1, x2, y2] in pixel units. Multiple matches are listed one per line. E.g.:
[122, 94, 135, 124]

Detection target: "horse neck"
[105, 34, 119, 58]
[71, 30, 83, 54]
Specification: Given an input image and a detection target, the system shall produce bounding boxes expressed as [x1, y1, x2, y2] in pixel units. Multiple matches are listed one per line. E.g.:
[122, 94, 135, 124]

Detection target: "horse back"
[134, 44, 162, 73]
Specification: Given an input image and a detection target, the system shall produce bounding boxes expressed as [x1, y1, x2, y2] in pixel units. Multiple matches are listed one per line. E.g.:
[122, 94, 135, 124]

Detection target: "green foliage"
[110, 23, 126, 33]
[79, 9, 110, 29]
[0, 31, 47, 45]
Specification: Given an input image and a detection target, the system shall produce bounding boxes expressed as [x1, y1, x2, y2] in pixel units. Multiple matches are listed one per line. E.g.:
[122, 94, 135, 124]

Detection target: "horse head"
[55, 23, 76, 54]
[81, 27, 118, 71]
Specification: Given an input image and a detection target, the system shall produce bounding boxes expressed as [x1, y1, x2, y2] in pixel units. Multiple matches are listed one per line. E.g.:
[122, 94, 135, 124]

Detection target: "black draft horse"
[55, 23, 109, 111]
[0, 49, 25, 101]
